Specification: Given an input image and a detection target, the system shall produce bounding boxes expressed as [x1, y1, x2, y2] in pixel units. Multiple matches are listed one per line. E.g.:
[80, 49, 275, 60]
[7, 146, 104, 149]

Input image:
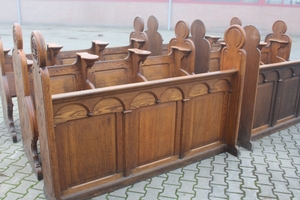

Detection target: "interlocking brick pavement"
[0, 25, 300, 200]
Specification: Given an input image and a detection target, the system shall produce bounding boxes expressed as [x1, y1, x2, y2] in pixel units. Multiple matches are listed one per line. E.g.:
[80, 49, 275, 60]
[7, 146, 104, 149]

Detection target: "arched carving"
[189, 83, 210, 97]
[54, 103, 90, 124]
[93, 98, 124, 115]
[130, 92, 157, 109]
[212, 79, 232, 92]
[160, 87, 183, 102]
[31, 31, 47, 67]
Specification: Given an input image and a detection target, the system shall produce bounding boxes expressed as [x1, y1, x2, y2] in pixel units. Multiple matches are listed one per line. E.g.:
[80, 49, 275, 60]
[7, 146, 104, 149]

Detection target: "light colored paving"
[0, 24, 300, 200]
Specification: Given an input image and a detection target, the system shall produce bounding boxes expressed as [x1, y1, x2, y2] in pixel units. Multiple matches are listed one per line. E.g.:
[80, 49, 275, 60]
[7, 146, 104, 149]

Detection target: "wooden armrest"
[205, 35, 221, 39]
[4, 49, 10, 55]
[131, 38, 145, 43]
[91, 40, 109, 46]
[47, 43, 63, 49]
[171, 45, 192, 52]
[128, 48, 151, 55]
[77, 52, 99, 60]
[269, 39, 289, 44]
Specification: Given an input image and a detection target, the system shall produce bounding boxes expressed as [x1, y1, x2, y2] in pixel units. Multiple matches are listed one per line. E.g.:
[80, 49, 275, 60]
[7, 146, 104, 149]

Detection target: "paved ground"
[0, 24, 300, 200]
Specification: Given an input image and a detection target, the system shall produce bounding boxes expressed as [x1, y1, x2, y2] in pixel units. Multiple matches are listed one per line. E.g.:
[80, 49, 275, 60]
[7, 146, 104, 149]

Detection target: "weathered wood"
[31, 24, 246, 199]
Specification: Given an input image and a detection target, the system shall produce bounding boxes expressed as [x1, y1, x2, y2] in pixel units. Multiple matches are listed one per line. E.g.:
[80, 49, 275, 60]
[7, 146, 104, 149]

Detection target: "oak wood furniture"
[260, 20, 292, 64]
[31, 24, 246, 199]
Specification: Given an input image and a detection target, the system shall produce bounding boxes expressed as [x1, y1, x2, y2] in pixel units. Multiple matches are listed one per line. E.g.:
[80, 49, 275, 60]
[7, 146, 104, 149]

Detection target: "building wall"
[0, 0, 299, 36]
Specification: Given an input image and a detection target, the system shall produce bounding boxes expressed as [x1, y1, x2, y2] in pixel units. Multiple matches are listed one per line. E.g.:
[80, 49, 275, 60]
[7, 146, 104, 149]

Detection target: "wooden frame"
[29, 25, 246, 199]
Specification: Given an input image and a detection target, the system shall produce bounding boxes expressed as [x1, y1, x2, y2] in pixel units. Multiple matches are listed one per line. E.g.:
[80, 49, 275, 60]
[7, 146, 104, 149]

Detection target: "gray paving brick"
[239, 148, 252, 158]
[177, 192, 195, 200]
[212, 154, 226, 164]
[268, 162, 283, 172]
[289, 188, 300, 199]
[21, 188, 44, 200]
[2, 164, 22, 176]
[257, 184, 277, 199]
[127, 180, 149, 193]
[197, 167, 212, 178]
[159, 184, 179, 199]
[7, 149, 25, 160]
[226, 192, 244, 200]
[226, 169, 241, 181]
[262, 146, 276, 154]
[275, 192, 293, 200]
[181, 169, 198, 181]
[183, 163, 198, 171]
[225, 153, 240, 162]
[10, 179, 36, 195]
[226, 160, 240, 171]
[281, 159, 297, 169]
[141, 187, 162, 200]
[270, 170, 287, 182]
[242, 188, 259, 200]
[0, 183, 17, 198]
[147, 176, 166, 190]
[4, 172, 28, 185]
[193, 188, 210, 199]
[195, 176, 211, 190]
[198, 158, 213, 168]
[17, 163, 34, 174]
[211, 164, 226, 175]
[264, 153, 279, 162]
[210, 173, 227, 186]
[256, 174, 272, 186]
[32, 180, 44, 191]
[283, 167, 299, 178]
[124, 191, 144, 200]
[240, 167, 255, 178]
[252, 155, 265, 164]
[226, 180, 243, 194]
[164, 173, 181, 186]
[272, 180, 291, 194]
[209, 184, 228, 199]
[108, 186, 130, 198]
[0, 151, 10, 162]
[241, 176, 259, 190]
[240, 158, 254, 168]
[177, 180, 196, 194]
[2, 191, 24, 200]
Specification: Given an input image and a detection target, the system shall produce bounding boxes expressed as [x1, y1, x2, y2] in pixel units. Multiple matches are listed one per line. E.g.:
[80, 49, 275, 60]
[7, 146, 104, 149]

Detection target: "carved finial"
[230, 17, 242, 26]
[191, 19, 206, 38]
[272, 20, 287, 35]
[31, 31, 47, 67]
[175, 20, 189, 40]
[147, 15, 159, 32]
[133, 16, 144, 32]
[224, 25, 245, 49]
[12, 23, 23, 50]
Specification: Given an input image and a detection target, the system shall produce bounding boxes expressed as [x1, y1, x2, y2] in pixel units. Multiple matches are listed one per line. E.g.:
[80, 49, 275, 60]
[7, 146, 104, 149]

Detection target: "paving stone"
[4, 172, 28, 185]
[264, 153, 280, 162]
[108, 186, 131, 198]
[177, 180, 196, 194]
[239, 148, 252, 158]
[226, 192, 244, 200]
[127, 180, 149, 193]
[212, 154, 226, 164]
[209, 184, 228, 199]
[283, 167, 299, 179]
[17, 163, 34, 174]
[141, 187, 162, 200]
[268, 162, 283, 172]
[252, 155, 265, 164]
[7, 149, 25, 160]
[12, 156, 31, 168]
[21, 188, 45, 200]
[193, 188, 211, 199]
[198, 158, 213, 168]
[146, 176, 166, 190]
[226, 160, 240, 171]
[226, 180, 243, 194]
[241, 176, 259, 190]
[159, 184, 179, 199]
[197, 167, 213, 178]
[2, 191, 24, 200]
[211, 164, 226, 175]
[289, 188, 300, 199]
[10, 179, 36, 195]
[210, 173, 227, 186]
[273, 180, 292, 194]
[225, 152, 240, 162]
[91, 194, 109, 200]
[274, 192, 293, 200]
[32, 180, 44, 191]
[124, 191, 144, 200]
[176, 192, 195, 200]
[164, 173, 182, 186]
[195, 177, 211, 190]
[0, 183, 17, 198]
[169, 168, 183, 175]
[257, 184, 277, 199]
[281, 159, 297, 169]
[262, 146, 276, 154]
[256, 174, 272, 186]
[183, 163, 198, 171]
[0, 151, 10, 162]
[242, 188, 259, 200]
[2, 164, 22, 176]
[181, 169, 198, 181]
[240, 158, 254, 168]
[226, 169, 241, 181]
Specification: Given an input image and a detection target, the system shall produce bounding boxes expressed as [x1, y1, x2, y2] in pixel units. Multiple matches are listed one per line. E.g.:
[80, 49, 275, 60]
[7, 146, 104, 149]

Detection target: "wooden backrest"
[230, 17, 242, 26]
[190, 19, 211, 73]
[102, 16, 149, 60]
[145, 15, 163, 56]
[261, 20, 292, 64]
[237, 25, 261, 150]
[140, 20, 195, 81]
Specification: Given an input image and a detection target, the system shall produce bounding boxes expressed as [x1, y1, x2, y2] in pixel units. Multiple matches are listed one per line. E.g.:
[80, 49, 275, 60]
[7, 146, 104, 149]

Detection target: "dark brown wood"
[30, 24, 246, 199]
[145, 15, 164, 56]
[237, 25, 261, 151]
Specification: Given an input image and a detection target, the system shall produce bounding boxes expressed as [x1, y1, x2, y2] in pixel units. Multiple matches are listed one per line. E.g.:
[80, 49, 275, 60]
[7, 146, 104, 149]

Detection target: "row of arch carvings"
[259, 67, 298, 83]
[54, 79, 232, 124]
